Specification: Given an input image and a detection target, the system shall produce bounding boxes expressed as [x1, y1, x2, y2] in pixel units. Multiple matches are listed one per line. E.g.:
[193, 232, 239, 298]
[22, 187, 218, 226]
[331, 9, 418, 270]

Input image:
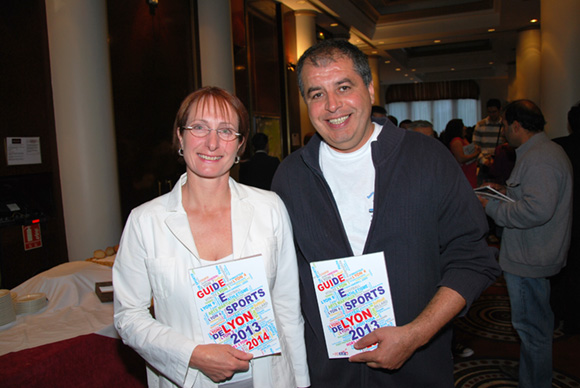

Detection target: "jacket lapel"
[164, 173, 201, 258]
[166, 213, 200, 257]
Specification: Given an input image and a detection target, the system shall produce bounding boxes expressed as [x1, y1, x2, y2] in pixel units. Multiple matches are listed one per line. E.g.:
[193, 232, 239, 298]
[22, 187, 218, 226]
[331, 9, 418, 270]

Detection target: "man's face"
[487, 106, 501, 122]
[502, 116, 519, 148]
[301, 56, 375, 153]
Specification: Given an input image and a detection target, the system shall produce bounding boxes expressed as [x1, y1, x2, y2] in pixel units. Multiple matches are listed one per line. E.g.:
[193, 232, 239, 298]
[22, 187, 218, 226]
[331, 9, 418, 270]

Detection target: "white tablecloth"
[0, 261, 118, 356]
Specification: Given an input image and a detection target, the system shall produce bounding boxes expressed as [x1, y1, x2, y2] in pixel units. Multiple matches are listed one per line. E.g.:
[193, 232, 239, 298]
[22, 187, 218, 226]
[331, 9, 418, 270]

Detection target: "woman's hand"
[189, 344, 253, 383]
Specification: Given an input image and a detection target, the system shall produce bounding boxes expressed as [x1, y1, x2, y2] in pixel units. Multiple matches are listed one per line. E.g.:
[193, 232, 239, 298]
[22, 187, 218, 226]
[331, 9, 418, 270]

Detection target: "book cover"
[474, 185, 515, 202]
[310, 252, 396, 358]
[189, 254, 281, 357]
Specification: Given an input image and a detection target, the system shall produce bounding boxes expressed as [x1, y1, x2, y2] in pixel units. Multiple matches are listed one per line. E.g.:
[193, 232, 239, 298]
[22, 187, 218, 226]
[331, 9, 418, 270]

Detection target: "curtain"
[385, 80, 479, 103]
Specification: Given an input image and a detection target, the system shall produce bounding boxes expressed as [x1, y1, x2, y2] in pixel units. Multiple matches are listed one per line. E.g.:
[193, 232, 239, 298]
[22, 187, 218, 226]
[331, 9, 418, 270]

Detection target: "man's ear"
[368, 81, 375, 105]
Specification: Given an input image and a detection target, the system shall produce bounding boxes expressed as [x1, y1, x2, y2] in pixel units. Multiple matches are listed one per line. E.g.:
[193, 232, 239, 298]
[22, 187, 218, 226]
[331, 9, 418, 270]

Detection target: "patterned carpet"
[453, 278, 580, 387]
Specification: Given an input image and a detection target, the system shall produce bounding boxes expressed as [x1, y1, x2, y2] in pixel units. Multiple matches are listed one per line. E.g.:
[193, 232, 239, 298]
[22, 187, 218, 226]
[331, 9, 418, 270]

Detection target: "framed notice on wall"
[5, 137, 42, 166]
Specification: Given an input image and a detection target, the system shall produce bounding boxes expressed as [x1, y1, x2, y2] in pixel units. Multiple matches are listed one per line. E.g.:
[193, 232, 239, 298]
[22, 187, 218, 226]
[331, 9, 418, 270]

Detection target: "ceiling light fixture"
[530, 19, 538, 23]
[330, 23, 338, 27]
[488, 28, 495, 32]
[395, 68, 401, 71]
[147, 0, 158, 15]
[434, 39, 441, 43]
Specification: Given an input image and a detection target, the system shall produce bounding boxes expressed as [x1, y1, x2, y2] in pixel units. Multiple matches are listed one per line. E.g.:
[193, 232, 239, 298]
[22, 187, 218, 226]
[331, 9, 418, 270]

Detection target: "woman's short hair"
[173, 86, 249, 155]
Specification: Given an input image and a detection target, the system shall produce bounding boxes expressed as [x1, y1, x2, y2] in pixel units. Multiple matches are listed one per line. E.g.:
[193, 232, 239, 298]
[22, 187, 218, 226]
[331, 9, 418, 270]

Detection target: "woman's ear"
[237, 136, 246, 155]
[176, 128, 184, 148]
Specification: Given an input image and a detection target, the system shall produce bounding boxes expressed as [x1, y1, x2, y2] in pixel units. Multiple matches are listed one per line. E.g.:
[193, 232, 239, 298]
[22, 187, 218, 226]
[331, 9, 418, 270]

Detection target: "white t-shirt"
[319, 123, 381, 256]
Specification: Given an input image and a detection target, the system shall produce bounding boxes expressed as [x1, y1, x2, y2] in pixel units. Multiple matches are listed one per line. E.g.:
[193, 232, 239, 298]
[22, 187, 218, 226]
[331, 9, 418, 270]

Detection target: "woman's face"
[177, 98, 243, 180]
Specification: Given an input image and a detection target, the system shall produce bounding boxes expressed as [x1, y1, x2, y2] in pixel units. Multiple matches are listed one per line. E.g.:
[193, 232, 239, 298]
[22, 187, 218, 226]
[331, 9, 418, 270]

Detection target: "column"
[198, 0, 235, 92]
[45, 0, 122, 261]
[295, 10, 317, 144]
[507, 63, 517, 103]
[514, 27, 541, 104]
[540, 0, 580, 137]
[368, 55, 381, 106]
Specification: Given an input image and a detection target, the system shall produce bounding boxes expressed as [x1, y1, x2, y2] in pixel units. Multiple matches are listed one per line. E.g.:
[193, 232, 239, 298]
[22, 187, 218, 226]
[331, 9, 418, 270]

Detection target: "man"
[370, 105, 388, 126]
[399, 119, 413, 130]
[551, 103, 580, 334]
[239, 132, 280, 190]
[272, 39, 500, 387]
[473, 98, 505, 184]
[480, 100, 572, 388]
[408, 120, 436, 138]
[371, 105, 387, 118]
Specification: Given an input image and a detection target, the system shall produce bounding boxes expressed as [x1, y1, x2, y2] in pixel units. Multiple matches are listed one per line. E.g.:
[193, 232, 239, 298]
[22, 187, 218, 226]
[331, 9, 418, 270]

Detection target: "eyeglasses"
[181, 124, 241, 142]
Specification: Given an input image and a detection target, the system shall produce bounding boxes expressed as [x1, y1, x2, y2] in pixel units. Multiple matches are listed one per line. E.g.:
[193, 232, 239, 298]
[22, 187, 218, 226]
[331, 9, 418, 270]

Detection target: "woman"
[443, 119, 481, 188]
[113, 87, 310, 388]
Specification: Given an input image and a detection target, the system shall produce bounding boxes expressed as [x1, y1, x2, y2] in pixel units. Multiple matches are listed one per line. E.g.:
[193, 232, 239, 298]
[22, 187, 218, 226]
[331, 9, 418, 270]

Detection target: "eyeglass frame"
[180, 124, 242, 142]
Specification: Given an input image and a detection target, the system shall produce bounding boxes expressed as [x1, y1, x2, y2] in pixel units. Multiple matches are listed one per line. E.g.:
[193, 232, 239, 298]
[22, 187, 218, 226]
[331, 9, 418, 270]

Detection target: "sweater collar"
[515, 131, 548, 158]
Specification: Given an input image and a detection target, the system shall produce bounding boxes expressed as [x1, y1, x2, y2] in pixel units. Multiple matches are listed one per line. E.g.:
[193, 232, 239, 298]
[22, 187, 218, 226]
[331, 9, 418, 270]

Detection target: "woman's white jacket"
[113, 174, 309, 388]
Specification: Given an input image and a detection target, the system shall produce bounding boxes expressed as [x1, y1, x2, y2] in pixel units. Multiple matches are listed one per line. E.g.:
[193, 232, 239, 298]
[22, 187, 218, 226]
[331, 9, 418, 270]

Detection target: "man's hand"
[189, 344, 253, 383]
[349, 325, 422, 369]
[478, 195, 489, 209]
[349, 287, 465, 370]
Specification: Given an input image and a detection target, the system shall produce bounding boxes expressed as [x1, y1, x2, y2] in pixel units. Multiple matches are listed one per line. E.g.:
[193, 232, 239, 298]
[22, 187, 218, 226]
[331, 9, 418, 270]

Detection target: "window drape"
[385, 80, 479, 103]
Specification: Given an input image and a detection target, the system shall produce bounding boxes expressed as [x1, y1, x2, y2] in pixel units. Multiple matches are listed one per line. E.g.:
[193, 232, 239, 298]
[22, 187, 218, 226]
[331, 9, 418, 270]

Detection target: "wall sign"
[5, 137, 42, 165]
[23, 223, 43, 251]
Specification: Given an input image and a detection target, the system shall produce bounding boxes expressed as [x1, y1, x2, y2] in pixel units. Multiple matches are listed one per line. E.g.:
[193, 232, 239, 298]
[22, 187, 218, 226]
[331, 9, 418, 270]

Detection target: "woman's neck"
[181, 172, 231, 212]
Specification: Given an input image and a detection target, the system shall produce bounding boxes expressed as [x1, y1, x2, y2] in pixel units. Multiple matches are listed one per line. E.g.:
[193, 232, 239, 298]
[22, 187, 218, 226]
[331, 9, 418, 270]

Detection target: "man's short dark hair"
[251, 132, 269, 151]
[504, 99, 546, 133]
[371, 105, 387, 116]
[297, 39, 372, 98]
[487, 99, 502, 110]
[568, 103, 580, 133]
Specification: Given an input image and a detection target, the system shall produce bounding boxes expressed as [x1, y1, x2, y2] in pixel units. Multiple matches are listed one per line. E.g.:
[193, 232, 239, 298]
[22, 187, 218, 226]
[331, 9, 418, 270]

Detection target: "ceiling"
[278, 0, 541, 86]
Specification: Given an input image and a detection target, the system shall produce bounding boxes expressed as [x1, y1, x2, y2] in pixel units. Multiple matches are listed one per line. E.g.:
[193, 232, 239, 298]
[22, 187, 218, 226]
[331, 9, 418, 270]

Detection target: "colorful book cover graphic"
[189, 254, 281, 358]
[310, 252, 396, 358]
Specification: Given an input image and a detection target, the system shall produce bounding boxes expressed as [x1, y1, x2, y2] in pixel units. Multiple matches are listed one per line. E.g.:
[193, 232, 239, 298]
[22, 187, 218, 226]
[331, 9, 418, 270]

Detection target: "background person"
[408, 120, 437, 138]
[480, 100, 572, 388]
[113, 87, 310, 388]
[473, 98, 505, 185]
[550, 102, 580, 334]
[370, 105, 388, 126]
[442, 118, 481, 188]
[239, 132, 280, 190]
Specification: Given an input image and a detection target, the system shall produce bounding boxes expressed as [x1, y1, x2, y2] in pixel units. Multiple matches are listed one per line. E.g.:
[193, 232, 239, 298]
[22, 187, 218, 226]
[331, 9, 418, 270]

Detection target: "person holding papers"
[113, 87, 309, 388]
[271, 39, 500, 388]
[479, 100, 572, 388]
